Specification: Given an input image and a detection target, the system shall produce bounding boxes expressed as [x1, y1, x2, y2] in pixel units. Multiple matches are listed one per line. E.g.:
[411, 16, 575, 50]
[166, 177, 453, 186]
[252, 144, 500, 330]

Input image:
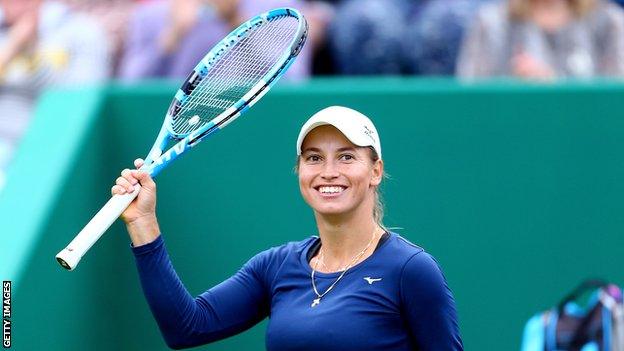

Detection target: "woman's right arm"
[114, 160, 270, 349]
[112, 158, 161, 246]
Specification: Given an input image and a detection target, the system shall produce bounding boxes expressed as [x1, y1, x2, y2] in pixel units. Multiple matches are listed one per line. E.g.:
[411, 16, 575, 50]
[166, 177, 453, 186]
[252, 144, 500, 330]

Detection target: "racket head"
[164, 8, 308, 143]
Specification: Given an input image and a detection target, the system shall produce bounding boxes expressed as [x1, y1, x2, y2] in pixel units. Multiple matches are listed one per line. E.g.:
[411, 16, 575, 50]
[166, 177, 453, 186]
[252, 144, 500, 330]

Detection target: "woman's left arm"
[400, 252, 464, 351]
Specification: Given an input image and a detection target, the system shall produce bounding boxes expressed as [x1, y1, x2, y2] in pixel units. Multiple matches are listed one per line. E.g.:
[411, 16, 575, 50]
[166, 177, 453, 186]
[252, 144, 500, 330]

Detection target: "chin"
[313, 204, 353, 217]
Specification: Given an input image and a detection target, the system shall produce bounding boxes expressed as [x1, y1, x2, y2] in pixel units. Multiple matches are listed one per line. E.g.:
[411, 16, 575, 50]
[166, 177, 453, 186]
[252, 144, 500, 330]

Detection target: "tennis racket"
[56, 8, 308, 270]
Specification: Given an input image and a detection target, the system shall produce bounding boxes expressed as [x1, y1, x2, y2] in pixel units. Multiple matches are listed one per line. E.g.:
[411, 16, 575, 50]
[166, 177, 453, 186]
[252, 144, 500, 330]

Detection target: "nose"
[320, 159, 339, 180]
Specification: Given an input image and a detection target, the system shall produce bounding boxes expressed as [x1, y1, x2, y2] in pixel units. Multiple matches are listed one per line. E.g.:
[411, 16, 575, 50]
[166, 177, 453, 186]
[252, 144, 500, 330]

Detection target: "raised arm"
[114, 160, 270, 349]
[132, 236, 270, 349]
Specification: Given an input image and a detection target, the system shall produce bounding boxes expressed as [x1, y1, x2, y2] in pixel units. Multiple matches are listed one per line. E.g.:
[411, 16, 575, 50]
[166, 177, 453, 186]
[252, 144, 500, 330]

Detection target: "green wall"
[1, 78, 623, 350]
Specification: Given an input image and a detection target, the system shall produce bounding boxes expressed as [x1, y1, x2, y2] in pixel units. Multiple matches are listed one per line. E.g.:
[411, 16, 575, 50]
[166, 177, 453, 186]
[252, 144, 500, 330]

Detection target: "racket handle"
[56, 185, 141, 270]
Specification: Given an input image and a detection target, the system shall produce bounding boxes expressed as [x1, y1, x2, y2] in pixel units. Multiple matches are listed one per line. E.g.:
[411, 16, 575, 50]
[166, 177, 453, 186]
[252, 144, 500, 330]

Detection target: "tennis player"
[113, 105, 463, 350]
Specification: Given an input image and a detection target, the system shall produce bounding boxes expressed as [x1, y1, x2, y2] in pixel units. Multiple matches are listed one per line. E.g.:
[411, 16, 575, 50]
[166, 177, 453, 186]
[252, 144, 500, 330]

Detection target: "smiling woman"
[114, 105, 464, 350]
[298, 126, 382, 220]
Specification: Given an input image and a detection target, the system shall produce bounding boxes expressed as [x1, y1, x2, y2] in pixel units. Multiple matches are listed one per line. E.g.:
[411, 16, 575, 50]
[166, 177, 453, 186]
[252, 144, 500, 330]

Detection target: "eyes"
[306, 154, 322, 162]
[304, 153, 355, 163]
[340, 154, 355, 161]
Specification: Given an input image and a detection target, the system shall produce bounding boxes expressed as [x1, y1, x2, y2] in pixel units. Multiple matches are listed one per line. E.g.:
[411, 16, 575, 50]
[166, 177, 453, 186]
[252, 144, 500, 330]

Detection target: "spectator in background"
[403, 0, 484, 75]
[327, 0, 481, 76]
[457, 0, 624, 80]
[119, 0, 312, 81]
[62, 0, 136, 74]
[328, 0, 410, 75]
[0, 0, 110, 190]
[118, 0, 229, 81]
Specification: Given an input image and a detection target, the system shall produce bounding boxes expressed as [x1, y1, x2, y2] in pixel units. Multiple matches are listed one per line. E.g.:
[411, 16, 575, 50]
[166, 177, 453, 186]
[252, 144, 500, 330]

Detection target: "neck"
[313, 202, 381, 267]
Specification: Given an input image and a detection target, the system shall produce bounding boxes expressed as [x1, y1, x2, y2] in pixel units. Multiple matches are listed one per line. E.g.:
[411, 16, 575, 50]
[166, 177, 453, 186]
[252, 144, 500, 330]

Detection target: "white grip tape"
[56, 185, 141, 270]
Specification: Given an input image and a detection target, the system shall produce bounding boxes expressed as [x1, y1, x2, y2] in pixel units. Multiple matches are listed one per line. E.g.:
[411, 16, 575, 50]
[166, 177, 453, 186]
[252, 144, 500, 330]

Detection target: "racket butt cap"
[56, 249, 81, 271]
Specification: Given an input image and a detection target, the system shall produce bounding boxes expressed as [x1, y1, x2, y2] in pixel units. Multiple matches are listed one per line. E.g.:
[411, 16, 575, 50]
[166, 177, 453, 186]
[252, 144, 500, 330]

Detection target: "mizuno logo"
[363, 277, 382, 285]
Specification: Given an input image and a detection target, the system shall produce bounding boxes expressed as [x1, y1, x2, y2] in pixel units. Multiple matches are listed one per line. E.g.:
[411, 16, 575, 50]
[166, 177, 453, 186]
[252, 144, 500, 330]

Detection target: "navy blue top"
[132, 232, 463, 350]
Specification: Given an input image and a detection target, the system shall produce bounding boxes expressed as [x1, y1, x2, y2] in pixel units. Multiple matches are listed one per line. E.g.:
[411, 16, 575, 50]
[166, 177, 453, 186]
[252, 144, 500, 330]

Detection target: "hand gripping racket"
[56, 8, 308, 270]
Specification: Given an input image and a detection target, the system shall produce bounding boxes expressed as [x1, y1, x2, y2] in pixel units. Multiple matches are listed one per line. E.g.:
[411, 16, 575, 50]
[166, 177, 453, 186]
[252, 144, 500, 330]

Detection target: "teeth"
[319, 186, 344, 194]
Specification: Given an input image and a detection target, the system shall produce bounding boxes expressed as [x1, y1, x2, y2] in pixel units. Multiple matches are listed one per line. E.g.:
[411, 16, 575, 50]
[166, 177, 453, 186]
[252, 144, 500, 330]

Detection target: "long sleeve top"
[132, 231, 463, 350]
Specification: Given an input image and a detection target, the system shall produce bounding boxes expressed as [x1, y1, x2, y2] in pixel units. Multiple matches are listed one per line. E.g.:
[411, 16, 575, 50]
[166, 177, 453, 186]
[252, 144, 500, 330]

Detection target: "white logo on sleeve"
[363, 277, 382, 285]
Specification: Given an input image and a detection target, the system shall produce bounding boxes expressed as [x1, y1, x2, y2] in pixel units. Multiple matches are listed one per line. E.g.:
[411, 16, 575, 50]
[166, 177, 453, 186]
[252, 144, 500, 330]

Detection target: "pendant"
[311, 298, 321, 307]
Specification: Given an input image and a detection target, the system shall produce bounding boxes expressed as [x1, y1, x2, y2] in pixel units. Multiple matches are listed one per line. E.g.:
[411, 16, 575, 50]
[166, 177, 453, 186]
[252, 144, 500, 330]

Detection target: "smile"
[316, 186, 347, 195]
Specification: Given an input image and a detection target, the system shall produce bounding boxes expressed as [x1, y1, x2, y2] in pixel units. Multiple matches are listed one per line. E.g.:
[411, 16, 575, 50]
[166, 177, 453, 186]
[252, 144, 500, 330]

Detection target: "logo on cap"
[363, 126, 375, 143]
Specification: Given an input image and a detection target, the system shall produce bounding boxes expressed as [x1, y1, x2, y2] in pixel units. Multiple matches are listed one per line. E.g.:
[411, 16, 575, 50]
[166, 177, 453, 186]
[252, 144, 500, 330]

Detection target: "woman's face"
[298, 125, 383, 218]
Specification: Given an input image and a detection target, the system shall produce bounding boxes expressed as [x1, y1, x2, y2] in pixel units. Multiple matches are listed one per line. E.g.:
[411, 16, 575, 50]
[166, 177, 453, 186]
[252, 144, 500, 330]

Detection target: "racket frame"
[145, 7, 307, 178]
[55, 7, 308, 270]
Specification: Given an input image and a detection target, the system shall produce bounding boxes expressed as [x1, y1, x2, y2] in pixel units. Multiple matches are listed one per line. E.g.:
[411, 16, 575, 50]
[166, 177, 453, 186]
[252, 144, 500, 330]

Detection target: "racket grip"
[56, 185, 141, 270]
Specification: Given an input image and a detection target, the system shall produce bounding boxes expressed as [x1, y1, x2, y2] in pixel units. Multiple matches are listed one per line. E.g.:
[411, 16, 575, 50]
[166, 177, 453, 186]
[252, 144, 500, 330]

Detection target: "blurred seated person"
[0, 0, 110, 84]
[119, 0, 311, 81]
[328, 0, 411, 75]
[62, 0, 137, 74]
[403, 0, 485, 75]
[0, 0, 110, 191]
[457, 0, 624, 80]
[119, 0, 229, 81]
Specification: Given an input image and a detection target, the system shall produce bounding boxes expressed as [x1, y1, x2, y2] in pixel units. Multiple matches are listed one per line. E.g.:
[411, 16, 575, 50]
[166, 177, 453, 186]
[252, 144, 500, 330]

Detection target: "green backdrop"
[1, 78, 623, 350]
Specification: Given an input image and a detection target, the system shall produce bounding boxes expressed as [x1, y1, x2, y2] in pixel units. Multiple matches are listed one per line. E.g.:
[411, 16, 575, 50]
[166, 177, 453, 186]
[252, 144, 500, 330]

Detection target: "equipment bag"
[521, 280, 624, 351]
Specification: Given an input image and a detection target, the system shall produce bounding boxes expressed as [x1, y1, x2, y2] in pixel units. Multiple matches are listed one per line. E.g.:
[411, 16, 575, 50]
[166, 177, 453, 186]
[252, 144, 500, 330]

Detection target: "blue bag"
[521, 280, 624, 351]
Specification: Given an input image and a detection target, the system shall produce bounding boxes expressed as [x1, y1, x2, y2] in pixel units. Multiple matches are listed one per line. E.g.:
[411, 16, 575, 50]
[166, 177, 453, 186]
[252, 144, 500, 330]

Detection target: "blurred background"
[0, 0, 623, 350]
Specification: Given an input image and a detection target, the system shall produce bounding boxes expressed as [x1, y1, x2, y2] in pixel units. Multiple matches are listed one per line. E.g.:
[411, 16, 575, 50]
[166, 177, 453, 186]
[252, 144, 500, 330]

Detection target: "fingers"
[116, 174, 136, 193]
[111, 184, 126, 196]
[113, 167, 139, 195]
[111, 159, 155, 196]
[134, 158, 144, 169]
[133, 169, 156, 191]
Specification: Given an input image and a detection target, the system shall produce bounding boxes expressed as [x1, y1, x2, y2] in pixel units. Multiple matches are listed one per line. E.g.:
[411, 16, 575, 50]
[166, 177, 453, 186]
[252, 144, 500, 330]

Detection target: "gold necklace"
[310, 229, 377, 308]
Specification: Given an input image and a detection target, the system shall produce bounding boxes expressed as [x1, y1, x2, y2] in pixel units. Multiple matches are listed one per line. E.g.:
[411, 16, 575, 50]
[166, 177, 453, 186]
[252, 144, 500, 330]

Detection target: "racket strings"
[172, 15, 299, 136]
[182, 16, 296, 123]
[200, 16, 297, 95]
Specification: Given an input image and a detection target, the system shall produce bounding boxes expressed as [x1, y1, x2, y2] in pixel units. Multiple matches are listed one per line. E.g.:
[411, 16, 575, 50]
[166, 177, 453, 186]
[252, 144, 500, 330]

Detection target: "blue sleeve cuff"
[131, 235, 164, 256]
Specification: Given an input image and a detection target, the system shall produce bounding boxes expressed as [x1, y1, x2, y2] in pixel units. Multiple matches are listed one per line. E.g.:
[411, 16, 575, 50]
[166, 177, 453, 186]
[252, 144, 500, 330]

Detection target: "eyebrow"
[337, 147, 357, 152]
[301, 146, 357, 154]
[301, 147, 321, 154]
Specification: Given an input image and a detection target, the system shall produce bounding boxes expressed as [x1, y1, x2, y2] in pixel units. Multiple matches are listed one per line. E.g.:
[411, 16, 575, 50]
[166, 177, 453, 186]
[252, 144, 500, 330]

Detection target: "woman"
[457, 0, 624, 79]
[113, 106, 463, 350]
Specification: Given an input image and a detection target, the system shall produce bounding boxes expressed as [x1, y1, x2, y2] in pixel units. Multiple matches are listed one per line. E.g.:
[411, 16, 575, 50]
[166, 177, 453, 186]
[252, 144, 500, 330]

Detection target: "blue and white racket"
[56, 8, 308, 270]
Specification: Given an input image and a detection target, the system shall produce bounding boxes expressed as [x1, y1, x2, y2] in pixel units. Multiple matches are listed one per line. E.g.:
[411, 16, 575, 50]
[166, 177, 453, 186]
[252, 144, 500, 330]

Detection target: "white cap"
[296, 106, 382, 159]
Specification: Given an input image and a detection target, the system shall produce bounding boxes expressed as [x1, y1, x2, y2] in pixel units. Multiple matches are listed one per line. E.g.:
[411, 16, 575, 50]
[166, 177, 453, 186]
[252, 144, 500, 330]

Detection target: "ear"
[370, 159, 384, 187]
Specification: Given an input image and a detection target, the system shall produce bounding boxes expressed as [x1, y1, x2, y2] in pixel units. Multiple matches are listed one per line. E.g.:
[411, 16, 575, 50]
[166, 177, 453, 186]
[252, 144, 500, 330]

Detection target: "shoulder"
[402, 250, 445, 284]
[385, 233, 451, 299]
[383, 232, 424, 259]
[258, 236, 316, 258]
[380, 232, 445, 276]
[239, 237, 315, 288]
[245, 236, 316, 270]
[386, 233, 441, 276]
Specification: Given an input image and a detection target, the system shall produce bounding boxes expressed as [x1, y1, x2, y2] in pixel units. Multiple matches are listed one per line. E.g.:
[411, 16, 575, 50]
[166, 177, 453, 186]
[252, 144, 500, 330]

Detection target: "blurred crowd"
[1, 0, 624, 190]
